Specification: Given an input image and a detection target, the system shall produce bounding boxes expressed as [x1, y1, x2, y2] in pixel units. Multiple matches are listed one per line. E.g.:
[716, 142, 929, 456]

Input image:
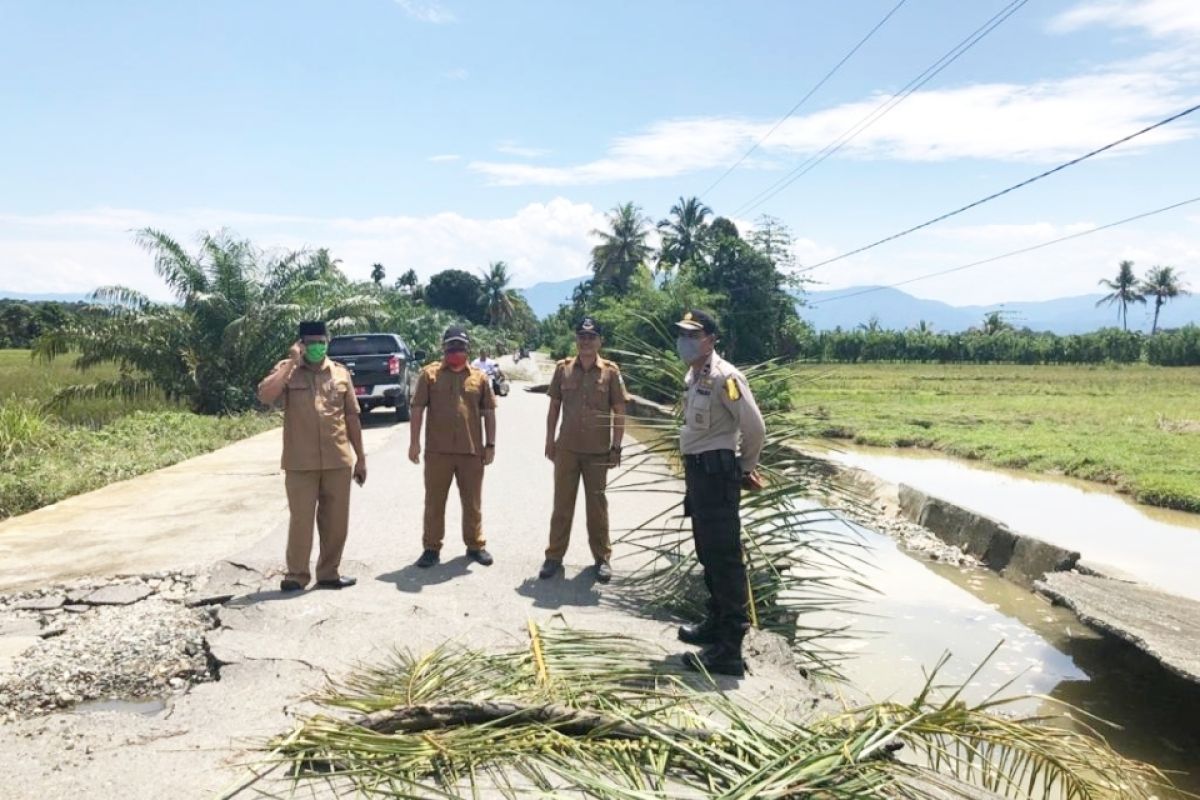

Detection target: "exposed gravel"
[0, 572, 217, 721]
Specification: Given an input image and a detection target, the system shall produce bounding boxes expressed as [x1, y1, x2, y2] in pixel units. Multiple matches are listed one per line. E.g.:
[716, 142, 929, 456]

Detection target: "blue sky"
[1, 0, 1197, 304]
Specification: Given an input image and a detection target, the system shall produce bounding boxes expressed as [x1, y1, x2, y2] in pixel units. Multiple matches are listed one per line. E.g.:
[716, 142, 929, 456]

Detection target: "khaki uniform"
[680, 351, 766, 643]
[260, 357, 360, 585]
[412, 363, 497, 551]
[545, 356, 628, 562]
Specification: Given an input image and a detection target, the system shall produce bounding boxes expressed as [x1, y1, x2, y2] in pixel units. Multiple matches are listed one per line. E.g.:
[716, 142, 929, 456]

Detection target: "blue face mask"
[676, 336, 703, 363]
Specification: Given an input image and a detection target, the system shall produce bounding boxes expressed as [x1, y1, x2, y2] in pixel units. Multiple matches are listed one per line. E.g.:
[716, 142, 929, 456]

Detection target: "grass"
[787, 363, 1200, 513]
[0, 349, 278, 519]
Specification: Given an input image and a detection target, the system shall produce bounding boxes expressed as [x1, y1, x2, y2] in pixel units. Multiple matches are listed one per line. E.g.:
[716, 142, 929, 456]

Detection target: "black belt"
[684, 449, 734, 465]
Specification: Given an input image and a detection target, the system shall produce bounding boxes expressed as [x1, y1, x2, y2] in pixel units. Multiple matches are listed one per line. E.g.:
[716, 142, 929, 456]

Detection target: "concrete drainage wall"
[898, 485, 1080, 587]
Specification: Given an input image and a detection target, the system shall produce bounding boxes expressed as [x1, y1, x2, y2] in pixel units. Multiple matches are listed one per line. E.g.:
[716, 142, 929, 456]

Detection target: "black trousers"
[683, 449, 749, 643]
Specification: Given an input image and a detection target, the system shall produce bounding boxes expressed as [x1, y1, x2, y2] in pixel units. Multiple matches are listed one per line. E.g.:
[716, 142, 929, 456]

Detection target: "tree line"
[30, 230, 539, 415]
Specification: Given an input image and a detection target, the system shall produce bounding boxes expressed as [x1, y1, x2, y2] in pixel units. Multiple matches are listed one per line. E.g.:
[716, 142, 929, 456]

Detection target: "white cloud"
[0, 200, 606, 299]
[494, 142, 551, 158]
[427, 154, 461, 163]
[393, 0, 456, 24]
[443, 67, 469, 81]
[1049, 0, 1200, 38]
[470, 60, 1199, 186]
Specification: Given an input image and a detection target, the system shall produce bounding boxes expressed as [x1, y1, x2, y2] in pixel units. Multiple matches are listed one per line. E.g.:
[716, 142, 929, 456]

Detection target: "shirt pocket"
[690, 392, 712, 430]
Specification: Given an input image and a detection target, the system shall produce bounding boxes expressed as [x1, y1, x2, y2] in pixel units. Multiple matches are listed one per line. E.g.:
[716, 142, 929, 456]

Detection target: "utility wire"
[699, 0, 908, 200]
[733, 0, 1028, 218]
[799, 101, 1200, 273]
[806, 195, 1200, 306]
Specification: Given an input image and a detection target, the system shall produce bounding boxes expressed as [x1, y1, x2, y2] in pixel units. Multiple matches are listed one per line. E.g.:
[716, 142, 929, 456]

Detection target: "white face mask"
[676, 336, 703, 363]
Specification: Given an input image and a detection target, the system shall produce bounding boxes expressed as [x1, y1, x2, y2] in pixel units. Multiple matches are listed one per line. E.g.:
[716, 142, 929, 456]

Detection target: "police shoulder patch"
[725, 377, 741, 400]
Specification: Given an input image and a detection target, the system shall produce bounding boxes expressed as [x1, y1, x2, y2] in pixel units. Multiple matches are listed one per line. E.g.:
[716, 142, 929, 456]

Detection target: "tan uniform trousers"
[546, 449, 611, 563]
[285, 467, 352, 584]
[423, 452, 486, 552]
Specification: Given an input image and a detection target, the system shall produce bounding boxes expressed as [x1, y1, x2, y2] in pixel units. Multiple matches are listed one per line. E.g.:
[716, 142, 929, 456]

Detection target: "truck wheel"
[394, 397, 411, 423]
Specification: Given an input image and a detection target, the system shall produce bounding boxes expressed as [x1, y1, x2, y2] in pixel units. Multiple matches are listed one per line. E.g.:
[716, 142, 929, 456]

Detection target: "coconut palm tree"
[35, 229, 378, 414]
[479, 261, 518, 328]
[1141, 265, 1189, 334]
[370, 262, 386, 286]
[656, 195, 712, 273]
[1096, 260, 1146, 331]
[591, 203, 652, 293]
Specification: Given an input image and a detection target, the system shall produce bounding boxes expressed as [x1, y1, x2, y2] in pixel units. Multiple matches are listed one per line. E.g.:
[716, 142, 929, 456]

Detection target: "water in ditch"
[820, 443, 1200, 600]
[805, 520, 1200, 797]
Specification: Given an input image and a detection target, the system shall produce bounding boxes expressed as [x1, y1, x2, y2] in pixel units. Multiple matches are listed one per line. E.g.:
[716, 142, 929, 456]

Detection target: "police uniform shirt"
[680, 352, 766, 472]
[412, 363, 497, 455]
[548, 355, 629, 454]
[278, 359, 360, 471]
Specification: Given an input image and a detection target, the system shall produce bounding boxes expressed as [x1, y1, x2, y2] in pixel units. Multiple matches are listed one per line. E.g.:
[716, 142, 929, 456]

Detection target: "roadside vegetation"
[0, 350, 277, 519]
[789, 362, 1200, 512]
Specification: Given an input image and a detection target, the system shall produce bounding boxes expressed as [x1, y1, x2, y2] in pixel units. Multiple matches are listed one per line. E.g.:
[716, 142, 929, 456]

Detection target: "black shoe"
[279, 579, 304, 592]
[682, 644, 745, 677]
[416, 549, 440, 568]
[317, 576, 357, 589]
[467, 548, 494, 566]
[678, 619, 719, 646]
[594, 561, 612, 583]
[538, 559, 561, 579]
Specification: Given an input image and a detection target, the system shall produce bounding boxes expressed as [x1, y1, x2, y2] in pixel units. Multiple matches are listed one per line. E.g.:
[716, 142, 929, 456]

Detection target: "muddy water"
[805, 520, 1200, 796]
[819, 444, 1200, 601]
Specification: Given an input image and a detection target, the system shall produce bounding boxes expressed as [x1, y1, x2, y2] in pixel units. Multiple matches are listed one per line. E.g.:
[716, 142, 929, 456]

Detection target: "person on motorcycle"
[472, 350, 508, 397]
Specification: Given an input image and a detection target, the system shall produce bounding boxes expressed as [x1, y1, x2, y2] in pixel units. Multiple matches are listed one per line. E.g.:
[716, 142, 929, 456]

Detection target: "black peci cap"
[575, 317, 603, 336]
[298, 320, 328, 337]
[673, 309, 718, 335]
[442, 326, 470, 345]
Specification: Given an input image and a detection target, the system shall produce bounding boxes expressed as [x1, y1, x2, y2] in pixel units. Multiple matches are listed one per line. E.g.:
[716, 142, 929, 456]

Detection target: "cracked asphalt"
[0, 365, 827, 799]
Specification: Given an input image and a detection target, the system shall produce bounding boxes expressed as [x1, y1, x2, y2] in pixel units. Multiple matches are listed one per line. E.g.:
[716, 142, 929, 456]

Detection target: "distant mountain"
[518, 276, 587, 318]
[798, 286, 1200, 334]
[0, 290, 92, 303]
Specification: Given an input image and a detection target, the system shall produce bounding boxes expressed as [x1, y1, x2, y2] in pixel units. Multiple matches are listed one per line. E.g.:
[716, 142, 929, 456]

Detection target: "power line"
[699, 0, 908, 200]
[798, 101, 1200, 273]
[733, 0, 1028, 218]
[806, 195, 1200, 306]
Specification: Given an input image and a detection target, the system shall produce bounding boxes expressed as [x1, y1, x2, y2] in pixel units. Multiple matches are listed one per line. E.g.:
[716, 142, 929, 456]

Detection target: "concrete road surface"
[0, 374, 824, 798]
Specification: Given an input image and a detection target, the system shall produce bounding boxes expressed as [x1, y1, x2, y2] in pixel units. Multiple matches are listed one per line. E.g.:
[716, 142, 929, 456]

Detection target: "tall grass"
[0, 349, 278, 518]
[789, 362, 1200, 512]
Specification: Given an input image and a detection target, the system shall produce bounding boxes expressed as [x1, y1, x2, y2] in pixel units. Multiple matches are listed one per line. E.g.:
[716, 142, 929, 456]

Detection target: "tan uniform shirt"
[548, 356, 629, 454]
[268, 358, 360, 471]
[412, 363, 497, 455]
[680, 352, 766, 472]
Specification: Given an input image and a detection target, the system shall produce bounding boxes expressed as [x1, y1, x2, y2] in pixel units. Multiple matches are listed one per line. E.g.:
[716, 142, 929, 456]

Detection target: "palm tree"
[370, 262, 386, 286]
[1141, 265, 1189, 334]
[479, 261, 517, 328]
[35, 229, 378, 414]
[656, 195, 712, 273]
[591, 203, 652, 293]
[1096, 260, 1146, 331]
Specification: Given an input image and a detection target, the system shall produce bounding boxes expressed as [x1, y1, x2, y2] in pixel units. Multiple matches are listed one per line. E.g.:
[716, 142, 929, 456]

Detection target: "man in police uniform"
[673, 309, 766, 676]
[257, 320, 366, 592]
[409, 326, 497, 569]
[539, 317, 628, 582]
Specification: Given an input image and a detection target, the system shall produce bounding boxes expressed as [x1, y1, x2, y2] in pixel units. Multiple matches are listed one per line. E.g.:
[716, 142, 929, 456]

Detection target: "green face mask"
[304, 342, 328, 362]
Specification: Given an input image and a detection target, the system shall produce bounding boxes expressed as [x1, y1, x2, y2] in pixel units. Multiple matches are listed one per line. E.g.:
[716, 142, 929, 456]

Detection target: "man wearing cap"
[539, 317, 628, 582]
[409, 326, 497, 569]
[673, 309, 766, 677]
[257, 321, 366, 592]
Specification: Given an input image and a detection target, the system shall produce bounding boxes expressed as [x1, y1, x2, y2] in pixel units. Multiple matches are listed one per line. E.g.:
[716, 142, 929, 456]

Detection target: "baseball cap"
[575, 317, 603, 336]
[442, 326, 470, 345]
[673, 309, 718, 335]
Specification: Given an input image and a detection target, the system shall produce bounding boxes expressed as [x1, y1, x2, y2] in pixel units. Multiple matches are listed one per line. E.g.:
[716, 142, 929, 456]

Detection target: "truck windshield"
[328, 335, 402, 357]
